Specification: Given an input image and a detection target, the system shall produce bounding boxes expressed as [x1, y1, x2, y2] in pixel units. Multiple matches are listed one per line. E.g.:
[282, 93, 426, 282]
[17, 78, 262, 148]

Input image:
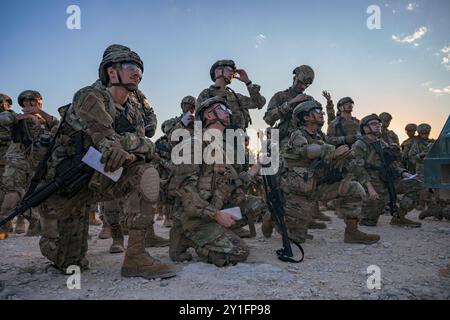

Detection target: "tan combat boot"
[89, 211, 102, 226]
[109, 224, 124, 254]
[144, 224, 169, 247]
[344, 217, 380, 244]
[25, 217, 41, 237]
[312, 207, 331, 221]
[15, 216, 26, 234]
[390, 214, 421, 228]
[308, 220, 327, 229]
[98, 222, 112, 239]
[261, 212, 274, 238]
[121, 229, 177, 279]
[169, 226, 193, 262]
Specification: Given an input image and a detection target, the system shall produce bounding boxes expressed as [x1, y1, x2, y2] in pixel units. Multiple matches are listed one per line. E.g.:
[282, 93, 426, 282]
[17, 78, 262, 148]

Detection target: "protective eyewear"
[122, 62, 143, 75]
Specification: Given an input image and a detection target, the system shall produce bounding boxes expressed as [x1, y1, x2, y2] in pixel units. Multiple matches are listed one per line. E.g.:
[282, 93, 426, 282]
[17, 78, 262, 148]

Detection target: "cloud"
[406, 3, 418, 11]
[428, 85, 450, 95]
[420, 81, 431, 87]
[392, 26, 427, 47]
[255, 34, 266, 49]
[441, 45, 450, 54]
[442, 54, 450, 70]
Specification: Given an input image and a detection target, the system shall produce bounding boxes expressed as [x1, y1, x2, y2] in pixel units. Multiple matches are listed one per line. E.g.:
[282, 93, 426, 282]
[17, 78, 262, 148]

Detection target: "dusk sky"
[1, 0, 449, 142]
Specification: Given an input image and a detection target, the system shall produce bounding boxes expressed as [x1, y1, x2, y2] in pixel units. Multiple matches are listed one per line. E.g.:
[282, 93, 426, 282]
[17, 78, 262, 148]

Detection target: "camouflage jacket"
[162, 114, 195, 145]
[197, 84, 265, 130]
[326, 115, 360, 147]
[381, 128, 400, 146]
[50, 84, 154, 175]
[0, 110, 17, 154]
[408, 137, 435, 178]
[168, 138, 252, 235]
[349, 136, 406, 186]
[264, 87, 331, 145]
[282, 126, 335, 169]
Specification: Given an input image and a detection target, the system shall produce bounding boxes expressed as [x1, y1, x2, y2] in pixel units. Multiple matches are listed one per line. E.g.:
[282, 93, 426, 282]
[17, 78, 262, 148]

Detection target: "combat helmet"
[292, 100, 322, 125]
[337, 97, 354, 108]
[0, 93, 13, 107]
[405, 123, 417, 132]
[18, 90, 42, 107]
[360, 114, 381, 134]
[379, 112, 392, 122]
[210, 60, 236, 81]
[292, 65, 315, 86]
[417, 123, 431, 134]
[180, 96, 196, 108]
[99, 44, 144, 89]
[195, 96, 231, 121]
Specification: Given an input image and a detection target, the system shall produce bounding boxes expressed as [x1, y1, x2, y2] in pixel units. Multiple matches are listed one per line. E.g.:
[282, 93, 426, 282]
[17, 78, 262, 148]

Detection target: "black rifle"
[370, 141, 399, 217]
[0, 130, 93, 229]
[262, 171, 304, 263]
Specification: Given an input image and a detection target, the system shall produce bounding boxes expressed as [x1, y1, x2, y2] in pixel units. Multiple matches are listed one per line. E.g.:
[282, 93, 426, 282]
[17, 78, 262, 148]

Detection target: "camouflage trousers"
[281, 172, 365, 242]
[0, 143, 43, 223]
[184, 222, 249, 267]
[39, 161, 160, 270]
[360, 178, 422, 225]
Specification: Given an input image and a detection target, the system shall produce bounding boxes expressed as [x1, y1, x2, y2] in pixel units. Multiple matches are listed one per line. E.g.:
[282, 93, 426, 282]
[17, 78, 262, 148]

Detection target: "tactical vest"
[334, 116, 359, 137]
[0, 110, 16, 147]
[204, 86, 251, 130]
[283, 127, 326, 168]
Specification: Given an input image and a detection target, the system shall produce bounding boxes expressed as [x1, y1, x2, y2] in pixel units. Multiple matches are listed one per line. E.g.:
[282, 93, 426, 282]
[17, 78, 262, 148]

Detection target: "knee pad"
[139, 167, 160, 202]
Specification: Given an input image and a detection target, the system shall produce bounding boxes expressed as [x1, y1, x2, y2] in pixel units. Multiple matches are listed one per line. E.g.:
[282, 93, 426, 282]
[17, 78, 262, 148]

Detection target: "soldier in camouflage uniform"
[0, 93, 15, 229]
[162, 95, 196, 143]
[37, 44, 176, 279]
[167, 97, 258, 266]
[408, 124, 443, 220]
[197, 60, 265, 131]
[262, 67, 331, 234]
[379, 112, 400, 147]
[351, 114, 422, 228]
[0, 90, 59, 236]
[401, 123, 418, 174]
[263, 65, 316, 146]
[326, 97, 360, 147]
[279, 100, 380, 244]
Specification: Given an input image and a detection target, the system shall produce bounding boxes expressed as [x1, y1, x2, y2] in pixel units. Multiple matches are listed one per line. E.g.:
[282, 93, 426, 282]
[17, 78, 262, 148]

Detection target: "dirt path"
[1, 210, 449, 300]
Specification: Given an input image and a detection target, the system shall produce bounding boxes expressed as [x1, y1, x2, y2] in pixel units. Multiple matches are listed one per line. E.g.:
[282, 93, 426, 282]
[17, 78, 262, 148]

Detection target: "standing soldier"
[264, 65, 315, 146]
[197, 60, 265, 131]
[36, 44, 176, 279]
[401, 123, 418, 173]
[168, 97, 259, 266]
[408, 124, 442, 220]
[0, 90, 58, 236]
[379, 112, 400, 146]
[326, 97, 360, 147]
[0, 94, 15, 233]
[278, 100, 380, 244]
[351, 114, 422, 228]
[263, 66, 330, 228]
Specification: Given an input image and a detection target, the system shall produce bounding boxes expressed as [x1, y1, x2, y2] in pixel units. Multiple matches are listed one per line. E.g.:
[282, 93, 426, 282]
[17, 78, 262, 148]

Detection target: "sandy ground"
[0, 209, 449, 300]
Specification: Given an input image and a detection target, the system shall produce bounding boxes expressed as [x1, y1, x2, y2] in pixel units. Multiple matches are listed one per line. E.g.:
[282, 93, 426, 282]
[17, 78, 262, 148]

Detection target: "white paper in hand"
[81, 147, 123, 182]
[221, 207, 242, 220]
[181, 111, 193, 127]
[402, 173, 417, 181]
